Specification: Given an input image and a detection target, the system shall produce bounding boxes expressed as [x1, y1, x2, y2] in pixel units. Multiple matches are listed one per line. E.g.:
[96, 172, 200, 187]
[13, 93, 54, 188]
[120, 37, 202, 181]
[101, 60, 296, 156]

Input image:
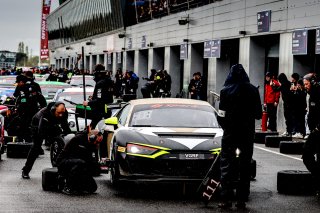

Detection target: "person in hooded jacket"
[217, 64, 262, 209]
[277, 73, 295, 136]
[83, 64, 114, 129]
[302, 73, 320, 198]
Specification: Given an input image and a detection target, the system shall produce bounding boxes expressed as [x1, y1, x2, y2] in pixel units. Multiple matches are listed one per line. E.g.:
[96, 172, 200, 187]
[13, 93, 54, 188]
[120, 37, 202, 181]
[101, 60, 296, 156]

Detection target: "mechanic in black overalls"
[217, 64, 262, 209]
[21, 102, 71, 179]
[56, 129, 103, 195]
[13, 75, 47, 142]
[83, 65, 114, 129]
[302, 73, 320, 198]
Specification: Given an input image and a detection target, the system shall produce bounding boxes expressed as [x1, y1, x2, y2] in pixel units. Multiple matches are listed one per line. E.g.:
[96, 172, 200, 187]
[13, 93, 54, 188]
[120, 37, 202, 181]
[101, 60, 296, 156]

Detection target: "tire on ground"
[254, 131, 278, 144]
[279, 141, 305, 155]
[265, 136, 291, 148]
[42, 167, 59, 191]
[277, 170, 314, 194]
[250, 159, 257, 180]
[6, 142, 32, 158]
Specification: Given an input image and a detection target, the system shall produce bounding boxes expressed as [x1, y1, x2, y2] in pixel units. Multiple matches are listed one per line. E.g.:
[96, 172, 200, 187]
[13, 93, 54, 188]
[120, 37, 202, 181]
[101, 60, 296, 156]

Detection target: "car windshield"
[70, 76, 95, 87]
[130, 104, 219, 128]
[56, 92, 92, 108]
[0, 76, 16, 87]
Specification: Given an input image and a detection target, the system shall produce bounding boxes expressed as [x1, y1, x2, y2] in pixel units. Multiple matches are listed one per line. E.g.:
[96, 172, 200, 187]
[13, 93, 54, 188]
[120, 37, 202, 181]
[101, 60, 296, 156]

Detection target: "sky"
[0, 0, 59, 56]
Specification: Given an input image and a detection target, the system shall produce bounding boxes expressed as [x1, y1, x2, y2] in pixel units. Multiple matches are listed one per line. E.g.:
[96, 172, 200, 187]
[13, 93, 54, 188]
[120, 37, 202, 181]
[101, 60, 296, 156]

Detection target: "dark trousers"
[302, 130, 320, 191]
[58, 159, 97, 193]
[266, 103, 277, 131]
[22, 130, 42, 174]
[283, 105, 293, 134]
[293, 109, 306, 135]
[220, 131, 254, 202]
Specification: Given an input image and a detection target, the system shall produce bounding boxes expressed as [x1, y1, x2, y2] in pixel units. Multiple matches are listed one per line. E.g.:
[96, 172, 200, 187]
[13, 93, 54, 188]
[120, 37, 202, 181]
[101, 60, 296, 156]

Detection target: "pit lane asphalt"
[0, 144, 319, 213]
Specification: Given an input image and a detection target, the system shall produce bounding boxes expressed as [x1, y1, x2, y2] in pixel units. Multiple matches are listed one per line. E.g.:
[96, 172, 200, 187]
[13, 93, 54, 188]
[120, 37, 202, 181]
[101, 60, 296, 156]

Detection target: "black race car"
[99, 98, 224, 185]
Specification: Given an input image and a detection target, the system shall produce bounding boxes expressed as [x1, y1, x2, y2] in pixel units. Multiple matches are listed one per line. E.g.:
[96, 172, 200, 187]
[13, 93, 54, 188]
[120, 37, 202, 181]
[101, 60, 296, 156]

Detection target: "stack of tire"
[265, 135, 292, 148]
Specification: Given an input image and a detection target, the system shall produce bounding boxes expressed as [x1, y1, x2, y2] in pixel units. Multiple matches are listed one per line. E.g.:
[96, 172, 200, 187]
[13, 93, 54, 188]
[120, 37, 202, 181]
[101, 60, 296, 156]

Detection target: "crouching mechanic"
[21, 102, 71, 179]
[56, 129, 103, 195]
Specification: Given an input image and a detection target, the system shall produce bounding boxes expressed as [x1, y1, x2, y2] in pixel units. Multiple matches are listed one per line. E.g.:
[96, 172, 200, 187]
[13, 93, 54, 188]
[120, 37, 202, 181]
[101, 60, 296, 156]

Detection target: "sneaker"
[281, 131, 289, 136]
[62, 186, 75, 195]
[304, 134, 309, 140]
[21, 170, 30, 179]
[292, 133, 304, 139]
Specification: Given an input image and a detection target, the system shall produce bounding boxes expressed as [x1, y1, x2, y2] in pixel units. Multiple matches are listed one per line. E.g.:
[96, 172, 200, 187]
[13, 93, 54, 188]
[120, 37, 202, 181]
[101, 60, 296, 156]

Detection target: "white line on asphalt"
[254, 145, 303, 161]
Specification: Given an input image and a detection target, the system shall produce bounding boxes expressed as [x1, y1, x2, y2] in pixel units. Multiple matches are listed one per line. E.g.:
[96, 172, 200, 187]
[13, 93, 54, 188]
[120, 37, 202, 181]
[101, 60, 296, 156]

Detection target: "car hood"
[116, 127, 222, 151]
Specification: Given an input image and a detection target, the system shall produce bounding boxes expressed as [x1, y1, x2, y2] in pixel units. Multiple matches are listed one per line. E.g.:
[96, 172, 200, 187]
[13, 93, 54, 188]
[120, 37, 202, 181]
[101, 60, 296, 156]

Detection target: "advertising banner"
[40, 0, 51, 60]
[107, 53, 112, 65]
[203, 41, 212, 58]
[117, 52, 122, 64]
[180, 43, 188, 60]
[292, 29, 308, 55]
[128, 38, 133, 49]
[316, 28, 320, 54]
[211, 40, 221, 58]
[141, 35, 146, 48]
[257, 10, 271, 33]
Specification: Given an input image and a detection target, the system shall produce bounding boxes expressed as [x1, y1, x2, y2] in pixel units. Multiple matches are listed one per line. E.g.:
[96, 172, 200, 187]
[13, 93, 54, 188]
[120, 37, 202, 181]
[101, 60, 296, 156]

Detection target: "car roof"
[60, 87, 94, 93]
[129, 98, 212, 106]
[38, 81, 69, 86]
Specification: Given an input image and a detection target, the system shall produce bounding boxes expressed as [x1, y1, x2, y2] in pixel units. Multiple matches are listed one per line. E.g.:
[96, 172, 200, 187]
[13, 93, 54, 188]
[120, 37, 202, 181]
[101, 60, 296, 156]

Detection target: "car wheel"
[277, 170, 314, 195]
[50, 137, 65, 167]
[110, 145, 120, 186]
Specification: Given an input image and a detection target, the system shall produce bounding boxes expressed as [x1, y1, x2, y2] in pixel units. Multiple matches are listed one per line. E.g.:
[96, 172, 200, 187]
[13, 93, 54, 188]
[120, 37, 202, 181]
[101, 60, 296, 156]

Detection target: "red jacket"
[264, 79, 280, 104]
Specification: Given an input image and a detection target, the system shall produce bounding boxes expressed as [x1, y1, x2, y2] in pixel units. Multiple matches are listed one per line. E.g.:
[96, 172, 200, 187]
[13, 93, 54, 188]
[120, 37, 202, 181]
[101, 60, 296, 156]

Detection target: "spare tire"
[42, 167, 59, 191]
[254, 131, 278, 144]
[265, 136, 292, 148]
[277, 170, 314, 194]
[279, 141, 305, 155]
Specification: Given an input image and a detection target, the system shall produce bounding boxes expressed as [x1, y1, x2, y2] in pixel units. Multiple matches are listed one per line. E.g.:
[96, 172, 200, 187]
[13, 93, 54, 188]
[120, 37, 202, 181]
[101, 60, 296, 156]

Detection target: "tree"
[25, 46, 29, 57]
[16, 52, 28, 66]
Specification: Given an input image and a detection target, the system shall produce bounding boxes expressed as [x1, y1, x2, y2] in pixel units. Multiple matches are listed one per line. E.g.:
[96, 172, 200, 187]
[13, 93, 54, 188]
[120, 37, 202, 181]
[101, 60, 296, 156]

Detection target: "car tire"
[279, 141, 304, 155]
[50, 137, 65, 167]
[277, 170, 314, 194]
[110, 145, 120, 187]
[42, 167, 59, 191]
[254, 131, 278, 144]
[265, 136, 292, 148]
[6, 142, 32, 158]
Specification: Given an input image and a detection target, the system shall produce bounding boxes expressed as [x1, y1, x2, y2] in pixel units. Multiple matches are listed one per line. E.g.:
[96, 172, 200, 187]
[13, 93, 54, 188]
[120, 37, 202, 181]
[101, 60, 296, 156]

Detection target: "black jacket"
[31, 102, 71, 140]
[277, 73, 294, 107]
[307, 85, 320, 131]
[218, 64, 262, 132]
[89, 77, 114, 114]
[56, 132, 99, 170]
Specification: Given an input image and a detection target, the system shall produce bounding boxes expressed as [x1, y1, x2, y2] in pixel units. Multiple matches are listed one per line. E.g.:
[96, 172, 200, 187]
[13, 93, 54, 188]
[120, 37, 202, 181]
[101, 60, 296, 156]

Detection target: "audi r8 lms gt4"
[102, 98, 223, 185]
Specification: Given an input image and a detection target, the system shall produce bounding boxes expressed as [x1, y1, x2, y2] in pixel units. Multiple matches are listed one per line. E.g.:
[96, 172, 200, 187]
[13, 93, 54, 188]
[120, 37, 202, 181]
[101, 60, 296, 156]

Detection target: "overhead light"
[86, 41, 95, 45]
[51, 50, 55, 53]
[147, 42, 154, 47]
[239, 31, 247, 36]
[118, 33, 126, 38]
[183, 39, 189, 42]
[178, 16, 190, 25]
[66, 46, 73, 50]
[88, 52, 92, 55]
[103, 50, 108, 53]
[122, 48, 126, 51]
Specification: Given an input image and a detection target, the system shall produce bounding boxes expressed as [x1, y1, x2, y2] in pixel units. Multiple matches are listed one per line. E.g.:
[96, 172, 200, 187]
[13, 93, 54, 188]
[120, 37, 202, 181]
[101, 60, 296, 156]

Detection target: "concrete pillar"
[164, 46, 181, 97]
[89, 55, 93, 74]
[104, 53, 108, 70]
[134, 50, 148, 98]
[183, 43, 203, 94]
[148, 48, 164, 73]
[112, 52, 117, 74]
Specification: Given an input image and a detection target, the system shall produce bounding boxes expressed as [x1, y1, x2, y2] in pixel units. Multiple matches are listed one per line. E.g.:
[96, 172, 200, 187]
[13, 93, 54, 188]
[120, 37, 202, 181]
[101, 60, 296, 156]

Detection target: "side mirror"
[105, 117, 118, 125]
[104, 117, 118, 132]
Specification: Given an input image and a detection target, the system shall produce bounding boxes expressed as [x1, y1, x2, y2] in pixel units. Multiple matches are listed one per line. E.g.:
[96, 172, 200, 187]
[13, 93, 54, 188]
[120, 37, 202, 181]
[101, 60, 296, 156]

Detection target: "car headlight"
[126, 143, 157, 155]
[125, 143, 171, 159]
[69, 121, 75, 128]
